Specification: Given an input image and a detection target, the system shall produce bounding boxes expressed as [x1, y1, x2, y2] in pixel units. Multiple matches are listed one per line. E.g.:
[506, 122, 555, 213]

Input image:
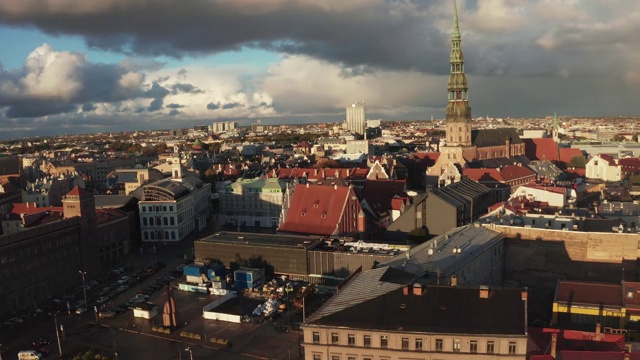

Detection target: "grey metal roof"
[306, 266, 409, 323]
[471, 128, 523, 147]
[380, 225, 503, 277]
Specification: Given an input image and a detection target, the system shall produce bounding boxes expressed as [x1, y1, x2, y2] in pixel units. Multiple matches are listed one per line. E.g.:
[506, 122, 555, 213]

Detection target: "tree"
[569, 155, 586, 168]
[71, 349, 112, 360]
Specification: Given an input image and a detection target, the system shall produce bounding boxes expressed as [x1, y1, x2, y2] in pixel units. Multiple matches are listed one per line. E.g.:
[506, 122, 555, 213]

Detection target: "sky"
[0, 0, 639, 138]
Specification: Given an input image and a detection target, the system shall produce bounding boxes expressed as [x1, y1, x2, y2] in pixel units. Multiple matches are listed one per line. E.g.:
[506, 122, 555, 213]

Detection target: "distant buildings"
[345, 101, 366, 136]
[208, 121, 237, 134]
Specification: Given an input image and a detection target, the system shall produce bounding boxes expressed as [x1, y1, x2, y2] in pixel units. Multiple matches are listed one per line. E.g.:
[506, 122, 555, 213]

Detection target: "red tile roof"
[96, 208, 128, 225]
[67, 186, 91, 196]
[524, 138, 560, 161]
[556, 281, 623, 307]
[464, 165, 535, 183]
[594, 154, 617, 166]
[278, 183, 354, 236]
[619, 158, 640, 173]
[559, 148, 584, 164]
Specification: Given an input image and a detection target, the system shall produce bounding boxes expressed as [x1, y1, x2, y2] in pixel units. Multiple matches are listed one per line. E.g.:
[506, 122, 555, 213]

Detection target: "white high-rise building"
[345, 101, 366, 136]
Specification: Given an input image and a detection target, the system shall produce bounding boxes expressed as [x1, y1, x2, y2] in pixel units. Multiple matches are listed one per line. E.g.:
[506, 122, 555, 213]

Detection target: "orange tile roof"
[278, 183, 354, 236]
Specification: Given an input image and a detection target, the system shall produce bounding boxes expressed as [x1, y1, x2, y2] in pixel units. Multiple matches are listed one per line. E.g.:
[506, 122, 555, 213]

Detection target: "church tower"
[445, 0, 472, 147]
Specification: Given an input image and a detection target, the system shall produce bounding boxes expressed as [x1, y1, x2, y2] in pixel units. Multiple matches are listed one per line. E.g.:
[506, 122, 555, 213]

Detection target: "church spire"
[445, 0, 472, 147]
[452, 0, 461, 41]
[552, 113, 559, 142]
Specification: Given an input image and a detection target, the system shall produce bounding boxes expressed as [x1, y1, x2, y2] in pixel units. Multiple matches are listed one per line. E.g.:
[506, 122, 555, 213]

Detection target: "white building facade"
[345, 101, 366, 136]
[139, 175, 211, 242]
[586, 154, 622, 181]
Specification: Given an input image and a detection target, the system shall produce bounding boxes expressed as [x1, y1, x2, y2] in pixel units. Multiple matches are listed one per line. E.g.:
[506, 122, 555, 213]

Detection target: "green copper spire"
[452, 0, 461, 41]
[445, 0, 472, 146]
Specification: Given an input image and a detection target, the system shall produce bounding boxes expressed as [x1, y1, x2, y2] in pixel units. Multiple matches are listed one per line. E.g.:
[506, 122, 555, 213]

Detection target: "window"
[509, 342, 517, 354]
[313, 355, 321, 360]
[470, 340, 478, 353]
[453, 339, 461, 352]
[380, 335, 388, 348]
[435, 339, 443, 352]
[331, 356, 340, 360]
[170, 217, 175, 225]
[347, 334, 355, 346]
[415, 338, 423, 351]
[487, 341, 495, 354]
[363, 335, 371, 348]
[163, 217, 168, 226]
[401, 338, 409, 350]
[331, 333, 339, 345]
[312, 332, 320, 344]
[143, 218, 148, 226]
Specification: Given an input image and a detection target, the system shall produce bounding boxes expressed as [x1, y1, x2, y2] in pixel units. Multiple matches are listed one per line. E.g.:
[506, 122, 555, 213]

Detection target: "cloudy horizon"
[1, 0, 639, 138]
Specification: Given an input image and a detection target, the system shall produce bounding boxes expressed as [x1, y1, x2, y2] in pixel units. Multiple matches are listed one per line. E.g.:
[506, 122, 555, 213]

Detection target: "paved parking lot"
[0, 224, 308, 360]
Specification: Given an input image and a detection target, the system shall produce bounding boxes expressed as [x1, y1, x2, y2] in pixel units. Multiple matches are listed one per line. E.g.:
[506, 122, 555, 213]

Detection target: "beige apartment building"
[302, 267, 528, 360]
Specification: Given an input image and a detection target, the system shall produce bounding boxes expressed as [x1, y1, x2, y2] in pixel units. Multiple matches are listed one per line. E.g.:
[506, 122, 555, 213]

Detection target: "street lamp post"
[185, 347, 193, 360]
[53, 313, 62, 357]
[79, 271, 88, 310]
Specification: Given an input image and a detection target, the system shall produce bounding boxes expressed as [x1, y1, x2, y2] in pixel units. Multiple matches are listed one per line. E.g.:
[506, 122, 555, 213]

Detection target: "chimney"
[412, 283, 424, 296]
[450, 275, 458, 287]
[479, 285, 490, 299]
[550, 333, 557, 359]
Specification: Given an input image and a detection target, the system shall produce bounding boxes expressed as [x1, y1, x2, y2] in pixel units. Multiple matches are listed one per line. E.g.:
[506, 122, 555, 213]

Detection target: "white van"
[17, 350, 42, 360]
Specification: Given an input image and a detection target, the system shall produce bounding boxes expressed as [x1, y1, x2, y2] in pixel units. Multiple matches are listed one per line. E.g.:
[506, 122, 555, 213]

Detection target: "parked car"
[96, 296, 109, 305]
[117, 276, 130, 285]
[75, 307, 87, 315]
[98, 310, 116, 319]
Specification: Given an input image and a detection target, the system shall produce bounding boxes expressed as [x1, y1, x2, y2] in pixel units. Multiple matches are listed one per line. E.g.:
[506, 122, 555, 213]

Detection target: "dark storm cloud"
[6, 101, 77, 118]
[0, 0, 450, 74]
[144, 82, 170, 111]
[222, 102, 243, 110]
[81, 103, 97, 112]
[171, 83, 201, 94]
[166, 103, 184, 109]
[207, 102, 220, 110]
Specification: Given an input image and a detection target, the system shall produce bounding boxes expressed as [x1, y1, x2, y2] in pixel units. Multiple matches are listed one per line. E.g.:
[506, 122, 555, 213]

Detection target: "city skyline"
[1, 0, 639, 138]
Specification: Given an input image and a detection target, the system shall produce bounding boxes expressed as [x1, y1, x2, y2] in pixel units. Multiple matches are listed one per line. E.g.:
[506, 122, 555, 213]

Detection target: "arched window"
[171, 231, 176, 240]
[163, 217, 168, 226]
[150, 232, 155, 240]
[144, 232, 149, 240]
[459, 136, 462, 142]
[149, 217, 154, 226]
[143, 218, 147, 226]
[165, 231, 170, 239]
[170, 217, 175, 225]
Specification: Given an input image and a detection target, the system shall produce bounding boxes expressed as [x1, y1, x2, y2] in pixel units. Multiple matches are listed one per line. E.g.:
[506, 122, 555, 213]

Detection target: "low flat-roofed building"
[194, 232, 398, 284]
[381, 224, 504, 286]
[302, 266, 528, 359]
[195, 232, 324, 277]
